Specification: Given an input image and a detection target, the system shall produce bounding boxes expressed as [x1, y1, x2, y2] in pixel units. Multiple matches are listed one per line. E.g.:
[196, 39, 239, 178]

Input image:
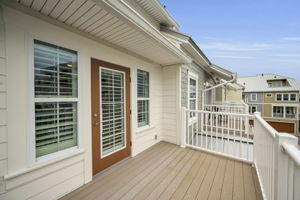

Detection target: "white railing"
[253, 112, 300, 200]
[182, 107, 253, 162]
[204, 103, 248, 114]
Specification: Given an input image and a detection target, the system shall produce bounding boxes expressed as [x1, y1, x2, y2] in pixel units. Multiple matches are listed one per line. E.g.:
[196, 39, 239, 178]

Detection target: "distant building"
[238, 74, 300, 135]
[215, 82, 244, 104]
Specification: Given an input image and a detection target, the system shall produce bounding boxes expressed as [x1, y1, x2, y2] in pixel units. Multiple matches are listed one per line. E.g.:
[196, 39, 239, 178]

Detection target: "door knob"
[92, 114, 98, 118]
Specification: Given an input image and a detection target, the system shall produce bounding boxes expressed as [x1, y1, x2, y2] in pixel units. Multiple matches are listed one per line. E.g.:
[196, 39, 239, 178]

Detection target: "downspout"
[201, 73, 237, 110]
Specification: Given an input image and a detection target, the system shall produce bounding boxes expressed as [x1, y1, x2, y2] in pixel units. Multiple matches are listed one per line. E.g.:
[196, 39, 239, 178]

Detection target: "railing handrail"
[254, 112, 277, 139]
[282, 143, 300, 167]
[186, 109, 252, 118]
[204, 104, 245, 108]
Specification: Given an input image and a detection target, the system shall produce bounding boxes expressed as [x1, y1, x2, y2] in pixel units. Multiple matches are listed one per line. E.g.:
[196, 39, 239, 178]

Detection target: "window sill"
[136, 125, 155, 134]
[4, 148, 85, 180]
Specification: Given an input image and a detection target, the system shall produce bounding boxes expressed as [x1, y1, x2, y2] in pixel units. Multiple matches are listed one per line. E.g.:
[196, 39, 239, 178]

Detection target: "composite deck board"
[207, 158, 227, 200]
[252, 167, 264, 200]
[243, 163, 257, 200]
[80, 144, 174, 200]
[61, 142, 171, 200]
[60, 142, 262, 200]
[220, 160, 235, 200]
[233, 161, 245, 200]
[170, 153, 207, 200]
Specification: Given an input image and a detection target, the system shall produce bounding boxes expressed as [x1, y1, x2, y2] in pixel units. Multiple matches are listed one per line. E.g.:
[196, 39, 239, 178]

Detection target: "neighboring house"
[215, 82, 244, 104]
[0, 1, 234, 199]
[238, 74, 300, 135]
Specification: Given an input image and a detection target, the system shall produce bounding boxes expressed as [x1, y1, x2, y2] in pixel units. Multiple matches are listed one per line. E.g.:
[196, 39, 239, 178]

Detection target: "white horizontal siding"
[3, 160, 84, 200]
[162, 65, 180, 145]
[1, 6, 166, 199]
[133, 65, 163, 156]
[0, 6, 7, 194]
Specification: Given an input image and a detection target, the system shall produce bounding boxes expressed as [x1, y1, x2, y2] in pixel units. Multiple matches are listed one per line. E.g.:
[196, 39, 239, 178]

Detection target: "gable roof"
[237, 74, 300, 92]
[160, 27, 235, 81]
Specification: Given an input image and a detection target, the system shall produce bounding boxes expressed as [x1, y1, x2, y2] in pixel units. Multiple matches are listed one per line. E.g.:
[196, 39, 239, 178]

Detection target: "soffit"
[11, 0, 187, 65]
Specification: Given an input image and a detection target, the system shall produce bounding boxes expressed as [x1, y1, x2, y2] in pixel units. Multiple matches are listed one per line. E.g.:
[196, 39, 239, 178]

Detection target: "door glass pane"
[100, 68, 125, 157]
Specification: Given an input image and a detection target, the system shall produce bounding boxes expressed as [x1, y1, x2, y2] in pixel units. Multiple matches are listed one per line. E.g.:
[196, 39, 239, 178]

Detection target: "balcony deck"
[60, 142, 262, 200]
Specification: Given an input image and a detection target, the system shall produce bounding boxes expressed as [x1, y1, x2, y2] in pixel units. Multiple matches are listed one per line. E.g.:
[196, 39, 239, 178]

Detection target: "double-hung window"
[137, 69, 150, 128]
[250, 93, 257, 101]
[188, 74, 198, 120]
[34, 40, 78, 158]
[283, 94, 289, 101]
[290, 93, 297, 101]
[276, 94, 282, 101]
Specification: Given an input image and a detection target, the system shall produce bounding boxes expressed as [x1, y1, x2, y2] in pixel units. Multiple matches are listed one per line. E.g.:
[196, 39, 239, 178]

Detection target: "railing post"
[181, 107, 187, 148]
[274, 133, 298, 200]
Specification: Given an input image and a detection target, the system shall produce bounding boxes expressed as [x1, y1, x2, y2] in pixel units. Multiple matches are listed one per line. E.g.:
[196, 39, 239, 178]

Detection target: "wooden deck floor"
[60, 142, 262, 200]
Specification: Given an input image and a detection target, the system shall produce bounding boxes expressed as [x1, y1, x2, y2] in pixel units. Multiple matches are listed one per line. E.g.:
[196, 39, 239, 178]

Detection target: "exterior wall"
[181, 63, 213, 109]
[162, 65, 181, 145]
[263, 91, 299, 104]
[244, 92, 263, 114]
[1, 7, 164, 200]
[0, 6, 7, 195]
[226, 88, 243, 103]
[263, 91, 299, 134]
[215, 87, 223, 102]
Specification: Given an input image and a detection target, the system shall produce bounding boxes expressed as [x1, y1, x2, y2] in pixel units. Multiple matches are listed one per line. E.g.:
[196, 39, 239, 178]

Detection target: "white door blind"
[100, 68, 125, 157]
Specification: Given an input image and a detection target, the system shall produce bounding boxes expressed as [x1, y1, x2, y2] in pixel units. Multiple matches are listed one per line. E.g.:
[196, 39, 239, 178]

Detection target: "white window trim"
[249, 105, 258, 114]
[250, 93, 257, 101]
[276, 93, 283, 102]
[290, 93, 297, 102]
[272, 105, 285, 118]
[188, 71, 198, 123]
[272, 105, 298, 119]
[136, 69, 151, 131]
[27, 36, 82, 166]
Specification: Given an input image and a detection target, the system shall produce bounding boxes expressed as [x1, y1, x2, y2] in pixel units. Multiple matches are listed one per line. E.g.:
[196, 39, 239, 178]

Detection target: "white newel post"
[253, 112, 261, 164]
[181, 107, 186, 148]
[275, 132, 298, 200]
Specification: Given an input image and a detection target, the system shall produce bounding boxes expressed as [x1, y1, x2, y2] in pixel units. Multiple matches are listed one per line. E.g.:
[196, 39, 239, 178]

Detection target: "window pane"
[189, 78, 196, 98]
[290, 94, 296, 101]
[35, 102, 77, 157]
[273, 106, 284, 118]
[286, 107, 296, 118]
[34, 40, 78, 97]
[137, 100, 149, 127]
[137, 69, 149, 98]
[283, 94, 289, 101]
[277, 94, 282, 101]
[101, 68, 125, 156]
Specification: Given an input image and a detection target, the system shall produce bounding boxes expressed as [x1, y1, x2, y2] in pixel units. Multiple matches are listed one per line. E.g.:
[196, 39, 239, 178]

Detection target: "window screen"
[34, 40, 78, 157]
[137, 69, 149, 127]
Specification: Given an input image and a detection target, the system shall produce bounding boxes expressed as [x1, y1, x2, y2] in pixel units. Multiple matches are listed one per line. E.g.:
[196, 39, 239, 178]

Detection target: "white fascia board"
[97, 0, 191, 64]
[144, 0, 179, 30]
[181, 42, 210, 66]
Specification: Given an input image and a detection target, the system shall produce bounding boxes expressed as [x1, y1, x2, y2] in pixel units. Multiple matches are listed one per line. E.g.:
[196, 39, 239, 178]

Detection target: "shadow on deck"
[60, 142, 263, 200]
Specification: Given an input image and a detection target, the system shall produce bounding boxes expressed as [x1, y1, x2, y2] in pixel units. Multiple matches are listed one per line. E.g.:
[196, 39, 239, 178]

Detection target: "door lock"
[92, 113, 98, 118]
[93, 122, 100, 126]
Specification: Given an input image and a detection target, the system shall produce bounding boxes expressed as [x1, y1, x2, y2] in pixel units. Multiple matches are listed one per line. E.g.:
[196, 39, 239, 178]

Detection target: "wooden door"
[267, 121, 295, 134]
[91, 58, 131, 175]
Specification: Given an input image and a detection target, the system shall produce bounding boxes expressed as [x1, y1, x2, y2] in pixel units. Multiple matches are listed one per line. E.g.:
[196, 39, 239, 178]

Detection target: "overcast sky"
[160, 0, 300, 81]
